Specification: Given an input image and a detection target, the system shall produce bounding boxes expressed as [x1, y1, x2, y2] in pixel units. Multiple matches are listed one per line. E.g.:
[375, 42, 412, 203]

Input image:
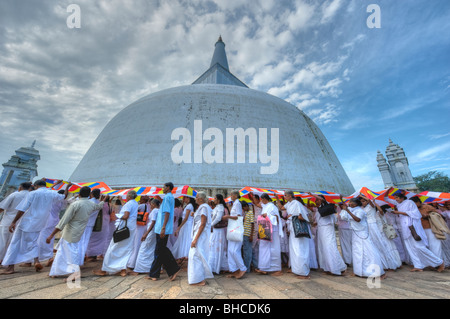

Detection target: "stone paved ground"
[1, 259, 449, 299]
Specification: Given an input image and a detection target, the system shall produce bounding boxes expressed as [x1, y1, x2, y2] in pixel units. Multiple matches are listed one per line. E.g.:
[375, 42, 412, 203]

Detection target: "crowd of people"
[0, 179, 449, 286]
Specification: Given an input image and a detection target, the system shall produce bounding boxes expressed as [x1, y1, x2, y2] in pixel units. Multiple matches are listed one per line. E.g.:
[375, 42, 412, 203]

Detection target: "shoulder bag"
[113, 219, 130, 243]
[292, 215, 311, 238]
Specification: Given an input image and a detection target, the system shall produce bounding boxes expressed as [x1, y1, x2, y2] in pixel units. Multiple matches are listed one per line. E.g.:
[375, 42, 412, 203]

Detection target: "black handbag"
[318, 203, 336, 217]
[113, 219, 130, 243]
[93, 209, 103, 232]
[292, 216, 311, 238]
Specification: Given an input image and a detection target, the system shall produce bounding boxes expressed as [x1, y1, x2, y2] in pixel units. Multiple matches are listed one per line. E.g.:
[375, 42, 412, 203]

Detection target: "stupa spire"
[210, 35, 229, 71]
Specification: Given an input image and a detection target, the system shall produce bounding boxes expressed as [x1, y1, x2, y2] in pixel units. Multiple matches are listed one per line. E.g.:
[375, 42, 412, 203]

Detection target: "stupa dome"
[70, 37, 354, 194]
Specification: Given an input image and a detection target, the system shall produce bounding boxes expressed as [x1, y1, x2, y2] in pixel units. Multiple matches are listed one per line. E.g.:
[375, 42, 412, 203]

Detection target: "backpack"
[136, 204, 149, 226]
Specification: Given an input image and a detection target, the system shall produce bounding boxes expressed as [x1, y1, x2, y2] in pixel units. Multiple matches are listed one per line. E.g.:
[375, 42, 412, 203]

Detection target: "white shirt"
[16, 187, 65, 233]
[115, 200, 139, 231]
[192, 203, 212, 237]
[261, 202, 281, 233]
[211, 204, 225, 226]
[0, 190, 30, 226]
[230, 199, 243, 217]
[340, 206, 369, 238]
[284, 200, 309, 222]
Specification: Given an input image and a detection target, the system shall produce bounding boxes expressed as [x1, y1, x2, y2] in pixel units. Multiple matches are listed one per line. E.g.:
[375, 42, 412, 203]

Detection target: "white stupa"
[70, 37, 354, 194]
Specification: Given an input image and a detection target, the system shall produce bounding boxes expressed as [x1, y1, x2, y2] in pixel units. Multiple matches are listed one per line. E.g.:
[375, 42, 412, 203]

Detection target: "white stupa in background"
[70, 37, 355, 195]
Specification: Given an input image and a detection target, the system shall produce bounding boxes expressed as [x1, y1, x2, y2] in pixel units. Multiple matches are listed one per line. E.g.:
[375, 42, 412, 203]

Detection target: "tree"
[413, 171, 450, 192]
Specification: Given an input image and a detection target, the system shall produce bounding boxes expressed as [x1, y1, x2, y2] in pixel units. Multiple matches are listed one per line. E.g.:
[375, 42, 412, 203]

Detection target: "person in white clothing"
[129, 199, 160, 276]
[252, 193, 283, 276]
[360, 195, 402, 271]
[391, 192, 444, 272]
[46, 187, 105, 280]
[171, 196, 196, 263]
[340, 198, 386, 279]
[1, 179, 69, 274]
[336, 204, 352, 266]
[93, 190, 139, 277]
[127, 196, 151, 270]
[188, 192, 214, 286]
[77, 189, 102, 266]
[309, 193, 346, 276]
[223, 190, 246, 279]
[38, 189, 66, 266]
[0, 182, 32, 263]
[276, 191, 310, 279]
[208, 194, 229, 274]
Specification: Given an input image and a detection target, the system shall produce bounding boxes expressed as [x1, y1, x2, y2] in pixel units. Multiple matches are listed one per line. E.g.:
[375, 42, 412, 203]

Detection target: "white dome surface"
[70, 83, 355, 194]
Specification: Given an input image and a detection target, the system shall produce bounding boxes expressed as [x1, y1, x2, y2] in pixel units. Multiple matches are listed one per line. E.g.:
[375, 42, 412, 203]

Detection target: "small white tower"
[377, 139, 418, 191]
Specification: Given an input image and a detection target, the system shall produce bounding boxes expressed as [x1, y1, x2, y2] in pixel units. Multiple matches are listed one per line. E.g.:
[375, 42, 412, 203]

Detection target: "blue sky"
[0, 0, 449, 193]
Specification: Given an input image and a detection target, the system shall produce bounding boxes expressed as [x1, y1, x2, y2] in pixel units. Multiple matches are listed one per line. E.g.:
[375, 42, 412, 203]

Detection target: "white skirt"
[170, 219, 193, 259]
[208, 227, 228, 273]
[133, 228, 157, 273]
[0, 225, 14, 261]
[188, 230, 214, 284]
[316, 224, 346, 275]
[351, 231, 385, 277]
[38, 226, 56, 262]
[403, 235, 443, 269]
[2, 229, 40, 266]
[309, 237, 319, 269]
[101, 227, 136, 274]
[338, 227, 352, 265]
[49, 238, 81, 276]
[367, 222, 401, 270]
[288, 224, 310, 276]
[258, 229, 282, 272]
[127, 224, 148, 269]
[78, 226, 94, 265]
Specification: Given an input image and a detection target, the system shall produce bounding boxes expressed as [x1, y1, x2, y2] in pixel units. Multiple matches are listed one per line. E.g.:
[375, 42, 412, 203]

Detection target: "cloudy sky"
[0, 0, 449, 193]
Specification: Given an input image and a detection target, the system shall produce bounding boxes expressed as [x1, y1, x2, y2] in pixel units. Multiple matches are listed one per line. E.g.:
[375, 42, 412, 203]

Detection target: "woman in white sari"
[171, 197, 195, 262]
[391, 193, 444, 272]
[188, 192, 214, 286]
[93, 191, 139, 277]
[208, 194, 229, 274]
[276, 191, 310, 279]
[360, 196, 402, 271]
[309, 193, 346, 276]
[129, 199, 160, 275]
[340, 198, 386, 278]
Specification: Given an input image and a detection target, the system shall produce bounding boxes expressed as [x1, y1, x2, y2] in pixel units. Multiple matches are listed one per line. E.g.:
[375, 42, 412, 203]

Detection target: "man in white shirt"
[0, 182, 32, 263]
[1, 179, 69, 274]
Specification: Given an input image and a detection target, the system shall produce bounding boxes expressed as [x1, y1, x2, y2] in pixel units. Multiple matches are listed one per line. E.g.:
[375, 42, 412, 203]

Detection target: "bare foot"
[270, 271, 283, 276]
[235, 270, 246, 279]
[35, 263, 43, 272]
[0, 269, 15, 275]
[296, 275, 310, 280]
[287, 269, 292, 273]
[437, 262, 445, 273]
[128, 271, 140, 276]
[20, 263, 32, 267]
[46, 258, 54, 267]
[255, 269, 268, 275]
[380, 274, 387, 280]
[190, 280, 206, 286]
[410, 268, 423, 272]
[120, 269, 127, 277]
[93, 269, 107, 276]
[146, 276, 158, 281]
[169, 269, 181, 281]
